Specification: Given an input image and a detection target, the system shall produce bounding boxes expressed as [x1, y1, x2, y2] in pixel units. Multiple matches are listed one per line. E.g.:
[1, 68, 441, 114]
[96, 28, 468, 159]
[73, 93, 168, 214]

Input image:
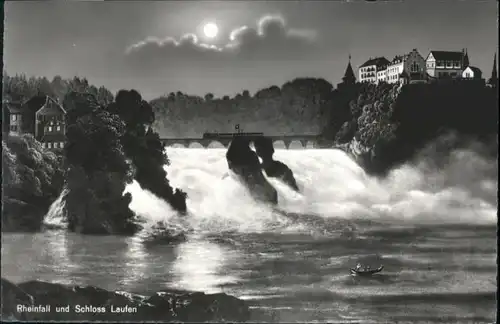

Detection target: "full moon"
[203, 23, 219, 38]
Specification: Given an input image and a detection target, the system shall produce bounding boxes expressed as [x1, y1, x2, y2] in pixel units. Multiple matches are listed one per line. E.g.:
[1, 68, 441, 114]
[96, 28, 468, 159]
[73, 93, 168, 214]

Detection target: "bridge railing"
[202, 132, 264, 139]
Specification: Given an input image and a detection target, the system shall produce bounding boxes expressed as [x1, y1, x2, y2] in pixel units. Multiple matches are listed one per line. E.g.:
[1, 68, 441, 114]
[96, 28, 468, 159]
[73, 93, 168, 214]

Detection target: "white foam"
[45, 146, 498, 235]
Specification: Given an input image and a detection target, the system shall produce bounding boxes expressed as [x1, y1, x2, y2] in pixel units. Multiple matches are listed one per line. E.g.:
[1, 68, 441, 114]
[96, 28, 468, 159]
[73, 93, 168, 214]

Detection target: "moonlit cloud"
[125, 15, 318, 62]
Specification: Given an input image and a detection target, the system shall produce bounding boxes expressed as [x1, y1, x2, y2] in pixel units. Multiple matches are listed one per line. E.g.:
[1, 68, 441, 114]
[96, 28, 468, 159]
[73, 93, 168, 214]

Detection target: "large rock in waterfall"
[225, 136, 278, 204]
[1, 278, 250, 322]
[253, 137, 300, 192]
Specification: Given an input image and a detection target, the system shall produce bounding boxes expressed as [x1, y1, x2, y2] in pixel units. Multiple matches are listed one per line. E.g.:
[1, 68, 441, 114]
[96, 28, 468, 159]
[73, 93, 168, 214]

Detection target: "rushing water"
[2, 144, 497, 323]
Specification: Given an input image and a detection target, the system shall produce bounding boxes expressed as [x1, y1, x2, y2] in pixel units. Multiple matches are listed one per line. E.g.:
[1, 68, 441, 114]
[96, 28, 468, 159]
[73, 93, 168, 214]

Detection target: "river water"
[2, 145, 497, 323]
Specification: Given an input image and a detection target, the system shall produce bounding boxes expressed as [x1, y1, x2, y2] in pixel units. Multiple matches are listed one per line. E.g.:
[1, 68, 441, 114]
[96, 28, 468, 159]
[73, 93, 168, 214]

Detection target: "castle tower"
[342, 54, 356, 85]
[488, 52, 497, 87]
[462, 48, 470, 68]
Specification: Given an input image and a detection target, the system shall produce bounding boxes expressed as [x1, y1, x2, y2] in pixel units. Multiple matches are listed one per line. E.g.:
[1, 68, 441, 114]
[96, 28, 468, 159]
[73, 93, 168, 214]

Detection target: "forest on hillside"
[3, 74, 335, 138]
[149, 78, 335, 137]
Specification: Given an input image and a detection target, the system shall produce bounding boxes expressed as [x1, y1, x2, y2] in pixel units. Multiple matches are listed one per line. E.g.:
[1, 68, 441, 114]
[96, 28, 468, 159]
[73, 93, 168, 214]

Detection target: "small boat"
[350, 266, 384, 276]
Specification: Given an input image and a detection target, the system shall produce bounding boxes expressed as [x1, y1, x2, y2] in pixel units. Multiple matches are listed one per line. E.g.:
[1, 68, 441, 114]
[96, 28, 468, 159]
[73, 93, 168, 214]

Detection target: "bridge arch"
[188, 142, 204, 148]
[206, 140, 225, 148]
[273, 140, 286, 149]
[288, 140, 308, 149]
[161, 134, 324, 149]
[165, 142, 187, 148]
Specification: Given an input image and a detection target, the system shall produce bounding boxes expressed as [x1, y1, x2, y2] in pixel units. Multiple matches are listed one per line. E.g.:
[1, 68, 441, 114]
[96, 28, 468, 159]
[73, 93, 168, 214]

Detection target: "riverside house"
[34, 96, 67, 149]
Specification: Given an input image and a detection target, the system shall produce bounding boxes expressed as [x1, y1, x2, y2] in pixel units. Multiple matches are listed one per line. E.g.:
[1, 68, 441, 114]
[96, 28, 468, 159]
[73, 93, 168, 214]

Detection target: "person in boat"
[356, 263, 372, 272]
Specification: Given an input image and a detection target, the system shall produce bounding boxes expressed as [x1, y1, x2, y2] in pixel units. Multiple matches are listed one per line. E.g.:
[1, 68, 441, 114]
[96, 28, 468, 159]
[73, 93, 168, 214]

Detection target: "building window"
[54, 142, 59, 148]
[56, 125, 61, 131]
[48, 126, 53, 132]
[410, 61, 420, 73]
[60, 142, 65, 148]
[11, 114, 17, 121]
[47, 142, 52, 148]
[42, 143, 46, 148]
[10, 125, 17, 132]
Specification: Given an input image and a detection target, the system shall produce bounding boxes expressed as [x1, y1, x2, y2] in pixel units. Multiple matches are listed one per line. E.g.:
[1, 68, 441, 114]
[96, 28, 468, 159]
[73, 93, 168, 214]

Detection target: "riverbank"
[1, 277, 250, 322]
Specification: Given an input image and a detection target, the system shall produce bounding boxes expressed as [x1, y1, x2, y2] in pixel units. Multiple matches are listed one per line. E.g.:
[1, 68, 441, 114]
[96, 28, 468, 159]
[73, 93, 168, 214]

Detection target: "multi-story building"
[376, 69, 387, 83]
[358, 57, 390, 84]
[354, 47, 490, 86]
[5, 101, 24, 135]
[35, 96, 67, 149]
[3, 95, 68, 150]
[386, 49, 427, 84]
[425, 49, 468, 79]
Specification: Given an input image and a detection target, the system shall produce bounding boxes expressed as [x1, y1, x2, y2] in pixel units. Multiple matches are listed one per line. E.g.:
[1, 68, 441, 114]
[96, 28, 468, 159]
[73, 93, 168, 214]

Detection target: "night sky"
[4, 0, 498, 99]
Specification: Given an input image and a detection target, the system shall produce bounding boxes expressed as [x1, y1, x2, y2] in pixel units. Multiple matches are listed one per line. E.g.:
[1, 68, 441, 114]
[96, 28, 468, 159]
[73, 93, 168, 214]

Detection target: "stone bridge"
[160, 132, 334, 149]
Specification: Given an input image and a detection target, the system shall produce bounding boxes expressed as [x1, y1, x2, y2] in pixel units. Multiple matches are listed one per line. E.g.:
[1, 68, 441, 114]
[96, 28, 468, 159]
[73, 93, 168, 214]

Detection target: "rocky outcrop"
[254, 137, 300, 192]
[1, 278, 35, 321]
[325, 81, 498, 176]
[108, 90, 188, 215]
[226, 137, 278, 204]
[1, 135, 65, 232]
[1, 278, 250, 322]
[139, 220, 192, 246]
[62, 93, 142, 236]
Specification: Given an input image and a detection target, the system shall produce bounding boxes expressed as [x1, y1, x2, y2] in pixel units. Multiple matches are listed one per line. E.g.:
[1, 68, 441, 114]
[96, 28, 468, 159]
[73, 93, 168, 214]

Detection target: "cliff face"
[324, 81, 498, 175]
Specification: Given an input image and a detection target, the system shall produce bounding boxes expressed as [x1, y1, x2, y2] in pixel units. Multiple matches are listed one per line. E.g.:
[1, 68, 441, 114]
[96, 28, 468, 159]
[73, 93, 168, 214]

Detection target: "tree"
[108, 89, 154, 128]
[51, 75, 68, 102]
[2, 134, 64, 231]
[204, 93, 214, 101]
[63, 91, 137, 234]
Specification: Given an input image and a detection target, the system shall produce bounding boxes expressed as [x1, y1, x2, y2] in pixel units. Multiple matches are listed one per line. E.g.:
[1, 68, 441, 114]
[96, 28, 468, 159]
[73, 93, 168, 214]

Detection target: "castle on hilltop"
[339, 48, 498, 88]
